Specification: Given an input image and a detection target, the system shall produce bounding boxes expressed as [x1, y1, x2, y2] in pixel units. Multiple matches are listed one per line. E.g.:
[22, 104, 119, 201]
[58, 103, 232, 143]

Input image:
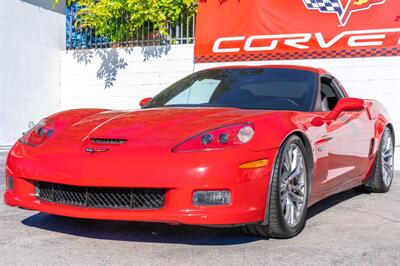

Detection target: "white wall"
[0, 0, 65, 147]
[60, 45, 195, 110]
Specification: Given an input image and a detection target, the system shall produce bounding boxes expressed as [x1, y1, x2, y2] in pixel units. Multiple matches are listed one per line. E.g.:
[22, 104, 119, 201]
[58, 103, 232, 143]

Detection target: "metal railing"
[66, 4, 195, 50]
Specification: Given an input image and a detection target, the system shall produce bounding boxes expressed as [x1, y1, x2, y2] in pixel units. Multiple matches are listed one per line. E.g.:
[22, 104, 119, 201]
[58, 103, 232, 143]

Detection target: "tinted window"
[146, 68, 318, 111]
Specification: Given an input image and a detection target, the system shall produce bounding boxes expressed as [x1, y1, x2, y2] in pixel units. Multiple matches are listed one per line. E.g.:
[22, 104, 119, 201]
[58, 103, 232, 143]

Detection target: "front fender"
[247, 112, 315, 152]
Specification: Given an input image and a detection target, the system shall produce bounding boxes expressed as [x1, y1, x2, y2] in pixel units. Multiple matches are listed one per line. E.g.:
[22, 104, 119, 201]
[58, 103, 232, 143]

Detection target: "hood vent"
[90, 138, 127, 145]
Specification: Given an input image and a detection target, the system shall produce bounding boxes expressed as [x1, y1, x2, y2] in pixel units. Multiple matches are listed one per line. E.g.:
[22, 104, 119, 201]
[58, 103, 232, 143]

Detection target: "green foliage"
[57, 0, 197, 42]
[53, 0, 76, 8]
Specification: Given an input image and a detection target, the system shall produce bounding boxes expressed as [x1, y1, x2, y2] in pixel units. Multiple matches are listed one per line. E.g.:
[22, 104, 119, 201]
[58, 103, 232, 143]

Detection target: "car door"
[319, 76, 372, 190]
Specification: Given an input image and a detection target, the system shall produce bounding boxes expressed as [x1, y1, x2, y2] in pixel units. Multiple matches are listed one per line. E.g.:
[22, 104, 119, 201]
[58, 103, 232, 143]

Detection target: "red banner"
[194, 0, 400, 63]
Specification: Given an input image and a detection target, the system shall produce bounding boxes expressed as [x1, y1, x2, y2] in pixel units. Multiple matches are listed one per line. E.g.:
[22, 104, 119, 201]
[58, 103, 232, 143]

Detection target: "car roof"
[204, 64, 328, 75]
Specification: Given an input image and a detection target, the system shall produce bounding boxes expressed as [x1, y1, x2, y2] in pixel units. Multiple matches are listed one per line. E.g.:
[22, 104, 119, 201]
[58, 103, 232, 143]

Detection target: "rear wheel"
[243, 135, 309, 238]
[356, 127, 394, 193]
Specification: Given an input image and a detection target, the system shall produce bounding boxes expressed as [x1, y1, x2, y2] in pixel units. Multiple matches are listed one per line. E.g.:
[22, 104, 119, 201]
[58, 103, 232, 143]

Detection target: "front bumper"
[4, 143, 278, 226]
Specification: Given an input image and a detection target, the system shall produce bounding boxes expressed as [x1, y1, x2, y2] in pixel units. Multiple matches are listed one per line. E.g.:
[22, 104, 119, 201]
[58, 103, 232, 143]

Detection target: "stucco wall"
[0, 0, 65, 147]
[60, 45, 195, 110]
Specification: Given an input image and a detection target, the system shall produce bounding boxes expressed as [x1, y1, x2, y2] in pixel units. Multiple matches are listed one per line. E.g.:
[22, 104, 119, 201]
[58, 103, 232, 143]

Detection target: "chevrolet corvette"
[4, 65, 395, 238]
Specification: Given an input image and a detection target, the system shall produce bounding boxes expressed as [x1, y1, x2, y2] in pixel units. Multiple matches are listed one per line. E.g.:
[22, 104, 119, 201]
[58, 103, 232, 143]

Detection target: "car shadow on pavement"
[307, 188, 363, 219]
[21, 213, 263, 245]
[20, 188, 363, 245]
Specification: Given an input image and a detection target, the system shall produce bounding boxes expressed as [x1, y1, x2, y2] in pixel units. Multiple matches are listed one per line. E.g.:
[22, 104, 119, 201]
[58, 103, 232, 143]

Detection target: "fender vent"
[369, 139, 375, 159]
[90, 138, 127, 145]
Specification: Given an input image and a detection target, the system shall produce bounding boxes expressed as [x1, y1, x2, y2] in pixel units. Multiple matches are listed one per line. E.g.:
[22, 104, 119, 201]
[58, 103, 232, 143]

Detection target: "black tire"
[242, 135, 310, 238]
[355, 127, 394, 193]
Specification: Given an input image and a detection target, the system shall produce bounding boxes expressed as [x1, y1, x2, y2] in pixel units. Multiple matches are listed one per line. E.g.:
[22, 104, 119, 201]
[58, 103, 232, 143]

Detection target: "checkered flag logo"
[303, 0, 344, 16]
[302, 0, 386, 26]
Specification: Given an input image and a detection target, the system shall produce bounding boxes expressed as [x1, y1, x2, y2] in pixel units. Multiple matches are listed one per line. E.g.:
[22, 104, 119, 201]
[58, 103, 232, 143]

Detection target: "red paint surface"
[4, 66, 392, 225]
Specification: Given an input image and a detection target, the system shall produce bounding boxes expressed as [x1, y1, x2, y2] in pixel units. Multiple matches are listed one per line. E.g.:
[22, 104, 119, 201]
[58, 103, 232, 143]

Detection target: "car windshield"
[146, 68, 318, 111]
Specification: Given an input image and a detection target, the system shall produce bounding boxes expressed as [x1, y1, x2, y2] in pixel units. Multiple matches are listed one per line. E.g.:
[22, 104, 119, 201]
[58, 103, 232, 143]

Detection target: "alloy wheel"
[381, 129, 394, 187]
[280, 143, 307, 227]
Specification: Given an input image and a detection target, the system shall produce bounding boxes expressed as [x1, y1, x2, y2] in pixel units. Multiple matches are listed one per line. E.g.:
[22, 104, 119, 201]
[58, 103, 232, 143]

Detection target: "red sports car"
[4, 65, 395, 238]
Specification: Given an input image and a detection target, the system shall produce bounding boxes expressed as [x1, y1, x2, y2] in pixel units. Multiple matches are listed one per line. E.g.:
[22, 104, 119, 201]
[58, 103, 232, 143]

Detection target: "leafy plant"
[56, 0, 197, 42]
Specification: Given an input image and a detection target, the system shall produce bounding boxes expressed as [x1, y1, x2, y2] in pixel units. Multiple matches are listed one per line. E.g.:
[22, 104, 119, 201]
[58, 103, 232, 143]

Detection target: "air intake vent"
[90, 138, 127, 145]
[36, 182, 165, 209]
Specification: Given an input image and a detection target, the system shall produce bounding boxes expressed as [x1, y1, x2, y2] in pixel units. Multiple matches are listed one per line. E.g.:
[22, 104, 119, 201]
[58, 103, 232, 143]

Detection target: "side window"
[332, 79, 347, 98]
[320, 77, 341, 111]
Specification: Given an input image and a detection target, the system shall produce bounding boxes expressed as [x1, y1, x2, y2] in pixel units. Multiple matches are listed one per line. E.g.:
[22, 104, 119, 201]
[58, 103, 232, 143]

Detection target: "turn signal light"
[239, 159, 269, 169]
[173, 123, 255, 152]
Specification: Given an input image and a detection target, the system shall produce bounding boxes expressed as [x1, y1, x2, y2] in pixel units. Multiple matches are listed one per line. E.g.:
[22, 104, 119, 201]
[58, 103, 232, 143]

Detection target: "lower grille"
[36, 182, 165, 209]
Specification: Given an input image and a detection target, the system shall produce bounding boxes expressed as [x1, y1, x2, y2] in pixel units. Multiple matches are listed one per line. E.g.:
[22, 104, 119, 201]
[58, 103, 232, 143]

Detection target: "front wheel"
[243, 135, 309, 238]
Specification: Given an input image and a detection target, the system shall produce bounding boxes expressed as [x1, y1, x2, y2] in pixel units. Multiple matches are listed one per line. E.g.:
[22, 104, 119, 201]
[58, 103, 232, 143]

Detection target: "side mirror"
[326, 97, 365, 120]
[139, 97, 152, 107]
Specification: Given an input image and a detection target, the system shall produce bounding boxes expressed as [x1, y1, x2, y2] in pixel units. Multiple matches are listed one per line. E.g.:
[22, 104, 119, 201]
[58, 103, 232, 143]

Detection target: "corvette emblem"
[302, 0, 386, 26]
[84, 148, 110, 154]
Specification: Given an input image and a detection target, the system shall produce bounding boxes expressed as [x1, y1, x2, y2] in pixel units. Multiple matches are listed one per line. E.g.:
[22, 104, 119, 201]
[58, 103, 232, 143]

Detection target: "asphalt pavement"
[0, 151, 399, 265]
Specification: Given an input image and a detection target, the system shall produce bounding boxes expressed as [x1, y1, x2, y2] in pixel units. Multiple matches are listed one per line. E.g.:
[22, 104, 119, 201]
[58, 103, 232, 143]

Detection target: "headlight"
[19, 119, 54, 146]
[173, 123, 255, 152]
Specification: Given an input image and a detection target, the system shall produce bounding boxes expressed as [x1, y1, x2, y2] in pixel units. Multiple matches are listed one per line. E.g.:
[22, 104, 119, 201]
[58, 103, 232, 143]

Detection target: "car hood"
[58, 107, 272, 144]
